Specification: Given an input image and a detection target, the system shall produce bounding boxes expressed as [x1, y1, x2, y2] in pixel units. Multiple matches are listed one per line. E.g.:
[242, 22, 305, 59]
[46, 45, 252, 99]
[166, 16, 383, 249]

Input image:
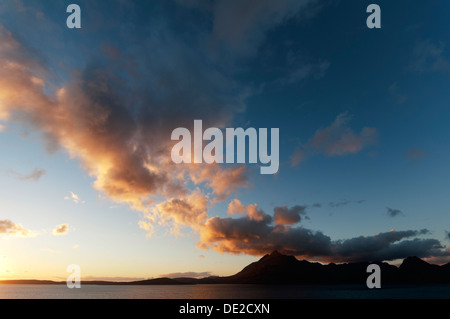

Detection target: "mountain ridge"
[2, 251, 450, 285]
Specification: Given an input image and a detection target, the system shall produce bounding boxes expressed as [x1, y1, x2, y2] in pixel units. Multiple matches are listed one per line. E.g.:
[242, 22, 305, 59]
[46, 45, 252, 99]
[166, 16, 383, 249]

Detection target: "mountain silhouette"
[202, 251, 450, 285]
[2, 251, 450, 285]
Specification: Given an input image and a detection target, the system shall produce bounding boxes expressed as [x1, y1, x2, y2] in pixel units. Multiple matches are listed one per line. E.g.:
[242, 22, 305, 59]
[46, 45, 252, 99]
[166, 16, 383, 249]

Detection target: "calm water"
[1, 284, 450, 299]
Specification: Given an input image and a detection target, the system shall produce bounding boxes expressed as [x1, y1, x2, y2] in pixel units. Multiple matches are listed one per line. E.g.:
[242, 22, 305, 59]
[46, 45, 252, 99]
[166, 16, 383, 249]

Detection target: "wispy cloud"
[7, 168, 46, 182]
[387, 207, 404, 217]
[409, 39, 450, 73]
[205, 0, 318, 55]
[64, 192, 85, 204]
[291, 112, 378, 166]
[388, 82, 407, 104]
[405, 147, 427, 161]
[328, 199, 365, 208]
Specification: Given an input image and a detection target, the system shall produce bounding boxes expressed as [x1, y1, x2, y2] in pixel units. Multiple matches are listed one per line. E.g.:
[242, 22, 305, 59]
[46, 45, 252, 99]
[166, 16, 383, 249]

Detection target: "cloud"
[387, 207, 403, 217]
[331, 229, 442, 263]
[0, 3, 327, 244]
[307, 113, 378, 157]
[409, 40, 450, 73]
[1, 8, 446, 265]
[209, 0, 317, 55]
[225, 200, 267, 222]
[7, 167, 46, 182]
[273, 205, 307, 225]
[405, 147, 427, 161]
[52, 224, 69, 236]
[19, 168, 46, 181]
[329, 200, 351, 208]
[150, 188, 208, 230]
[189, 165, 248, 202]
[283, 51, 330, 84]
[328, 200, 365, 208]
[291, 112, 378, 166]
[388, 82, 407, 104]
[290, 148, 305, 167]
[64, 192, 85, 204]
[198, 205, 448, 262]
[227, 199, 246, 215]
[0, 23, 248, 233]
[0, 219, 36, 238]
[158, 271, 212, 279]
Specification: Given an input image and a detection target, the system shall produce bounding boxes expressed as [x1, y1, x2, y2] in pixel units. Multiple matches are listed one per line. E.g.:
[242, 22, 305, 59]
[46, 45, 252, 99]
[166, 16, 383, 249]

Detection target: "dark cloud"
[387, 207, 403, 217]
[332, 229, 434, 262]
[199, 206, 449, 262]
[199, 214, 332, 258]
[329, 200, 351, 208]
[328, 200, 365, 208]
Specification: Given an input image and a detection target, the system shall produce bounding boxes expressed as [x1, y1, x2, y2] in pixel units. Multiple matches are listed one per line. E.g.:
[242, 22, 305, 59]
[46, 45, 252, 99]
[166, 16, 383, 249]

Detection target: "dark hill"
[222, 251, 398, 285]
[2, 252, 450, 285]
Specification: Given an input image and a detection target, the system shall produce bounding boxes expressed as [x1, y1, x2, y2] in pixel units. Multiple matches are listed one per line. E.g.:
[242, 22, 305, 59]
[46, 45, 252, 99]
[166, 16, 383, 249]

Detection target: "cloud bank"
[199, 207, 448, 263]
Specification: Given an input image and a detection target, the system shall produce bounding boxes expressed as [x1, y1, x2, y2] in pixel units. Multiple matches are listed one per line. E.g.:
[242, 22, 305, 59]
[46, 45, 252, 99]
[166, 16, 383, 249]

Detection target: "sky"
[1, 0, 450, 281]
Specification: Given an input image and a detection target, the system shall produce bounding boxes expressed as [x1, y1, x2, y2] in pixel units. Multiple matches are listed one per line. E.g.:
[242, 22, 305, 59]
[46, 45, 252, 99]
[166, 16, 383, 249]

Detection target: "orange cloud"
[273, 205, 307, 225]
[0, 25, 247, 233]
[226, 199, 265, 221]
[227, 199, 245, 215]
[152, 188, 208, 228]
[0, 220, 36, 238]
[189, 164, 248, 202]
[52, 224, 69, 236]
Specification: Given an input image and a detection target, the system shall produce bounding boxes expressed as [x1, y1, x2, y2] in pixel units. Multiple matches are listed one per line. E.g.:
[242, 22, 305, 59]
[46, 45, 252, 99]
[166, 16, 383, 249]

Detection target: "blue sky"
[0, 0, 450, 280]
